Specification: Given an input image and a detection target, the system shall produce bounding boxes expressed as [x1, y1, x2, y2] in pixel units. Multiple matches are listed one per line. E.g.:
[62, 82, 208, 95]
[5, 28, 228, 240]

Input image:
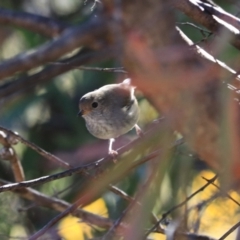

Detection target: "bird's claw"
[109, 150, 118, 163]
[135, 124, 144, 137]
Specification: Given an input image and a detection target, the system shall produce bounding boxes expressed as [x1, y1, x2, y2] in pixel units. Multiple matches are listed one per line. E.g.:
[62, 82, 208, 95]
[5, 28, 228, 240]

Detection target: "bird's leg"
[135, 124, 144, 137]
[108, 138, 118, 161]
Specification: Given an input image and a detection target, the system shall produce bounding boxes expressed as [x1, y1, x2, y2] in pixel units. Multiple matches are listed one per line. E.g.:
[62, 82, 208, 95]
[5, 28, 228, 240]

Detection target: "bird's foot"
[135, 124, 144, 137]
[108, 149, 118, 163]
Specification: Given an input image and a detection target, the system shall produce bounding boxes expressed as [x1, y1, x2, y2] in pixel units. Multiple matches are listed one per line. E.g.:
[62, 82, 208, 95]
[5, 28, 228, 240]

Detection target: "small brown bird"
[78, 79, 141, 157]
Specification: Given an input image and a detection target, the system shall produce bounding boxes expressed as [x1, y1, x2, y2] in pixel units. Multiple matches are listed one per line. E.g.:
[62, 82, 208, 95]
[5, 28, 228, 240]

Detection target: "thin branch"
[0, 147, 166, 193]
[77, 66, 127, 73]
[145, 175, 218, 238]
[176, 26, 240, 99]
[0, 178, 113, 229]
[102, 210, 127, 240]
[108, 184, 164, 236]
[177, 22, 212, 36]
[0, 8, 69, 37]
[219, 221, 240, 240]
[0, 121, 183, 193]
[28, 190, 110, 240]
[0, 48, 116, 102]
[173, 0, 240, 49]
[0, 126, 72, 169]
[176, 26, 240, 79]
[51, 62, 127, 73]
[108, 185, 134, 202]
[0, 163, 93, 192]
[202, 176, 240, 206]
[0, 124, 145, 207]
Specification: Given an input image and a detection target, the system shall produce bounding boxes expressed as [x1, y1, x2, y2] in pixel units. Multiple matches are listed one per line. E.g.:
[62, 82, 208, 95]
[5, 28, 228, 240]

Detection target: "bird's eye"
[92, 102, 98, 108]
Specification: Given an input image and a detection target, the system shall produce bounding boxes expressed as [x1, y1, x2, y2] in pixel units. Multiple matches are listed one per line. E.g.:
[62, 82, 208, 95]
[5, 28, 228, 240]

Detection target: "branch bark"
[0, 8, 69, 37]
[0, 179, 113, 229]
[172, 0, 240, 49]
[101, 0, 240, 178]
[0, 17, 107, 80]
[0, 47, 116, 103]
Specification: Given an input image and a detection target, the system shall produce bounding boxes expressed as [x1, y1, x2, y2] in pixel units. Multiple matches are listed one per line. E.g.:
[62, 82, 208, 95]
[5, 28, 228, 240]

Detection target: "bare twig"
[145, 175, 218, 238]
[173, 0, 240, 49]
[77, 66, 127, 73]
[219, 221, 240, 240]
[0, 147, 167, 193]
[28, 191, 108, 240]
[176, 27, 240, 79]
[51, 61, 126, 73]
[0, 126, 72, 168]
[0, 48, 116, 102]
[202, 176, 240, 206]
[108, 185, 134, 202]
[0, 178, 113, 229]
[177, 22, 212, 37]
[0, 121, 183, 194]
[0, 163, 92, 192]
[0, 125, 144, 206]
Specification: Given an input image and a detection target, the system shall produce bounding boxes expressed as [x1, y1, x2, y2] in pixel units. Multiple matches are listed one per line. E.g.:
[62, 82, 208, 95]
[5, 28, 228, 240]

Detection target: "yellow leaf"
[58, 198, 108, 240]
[187, 170, 240, 240]
[150, 232, 166, 240]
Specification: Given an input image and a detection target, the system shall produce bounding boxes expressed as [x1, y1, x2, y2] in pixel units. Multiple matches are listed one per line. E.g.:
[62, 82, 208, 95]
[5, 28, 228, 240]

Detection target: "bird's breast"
[84, 104, 139, 140]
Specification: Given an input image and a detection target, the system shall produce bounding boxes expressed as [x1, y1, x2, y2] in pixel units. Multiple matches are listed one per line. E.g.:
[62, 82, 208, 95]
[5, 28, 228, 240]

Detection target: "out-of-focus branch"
[0, 179, 113, 229]
[0, 47, 116, 103]
[103, 0, 240, 178]
[29, 146, 168, 240]
[29, 191, 107, 240]
[0, 120, 182, 194]
[176, 27, 238, 76]
[0, 163, 92, 192]
[176, 27, 240, 95]
[145, 175, 218, 238]
[0, 146, 161, 193]
[0, 125, 146, 205]
[0, 8, 69, 37]
[172, 0, 240, 49]
[0, 17, 107, 80]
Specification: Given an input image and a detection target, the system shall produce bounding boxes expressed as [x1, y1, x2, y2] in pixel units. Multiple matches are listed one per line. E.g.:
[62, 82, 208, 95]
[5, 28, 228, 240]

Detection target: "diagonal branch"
[176, 27, 240, 93]
[219, 221, 240, 240]
[28, 192, 107, 240]
[0, 47, 116, 102]
[0, 126, 72, 168]
[0, 121, 182, 193]
[0, 17, 107, 80]
[145, 175, 218, 238]
[0, 163, 92, 192]
[173, 0, 240, 49]
[0, 8, 69, 37]
[0, 179, 113, 229]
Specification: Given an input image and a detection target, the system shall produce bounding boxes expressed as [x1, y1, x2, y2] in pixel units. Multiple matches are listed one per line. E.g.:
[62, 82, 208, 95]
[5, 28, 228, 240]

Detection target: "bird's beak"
[78, 110, 84, 117]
